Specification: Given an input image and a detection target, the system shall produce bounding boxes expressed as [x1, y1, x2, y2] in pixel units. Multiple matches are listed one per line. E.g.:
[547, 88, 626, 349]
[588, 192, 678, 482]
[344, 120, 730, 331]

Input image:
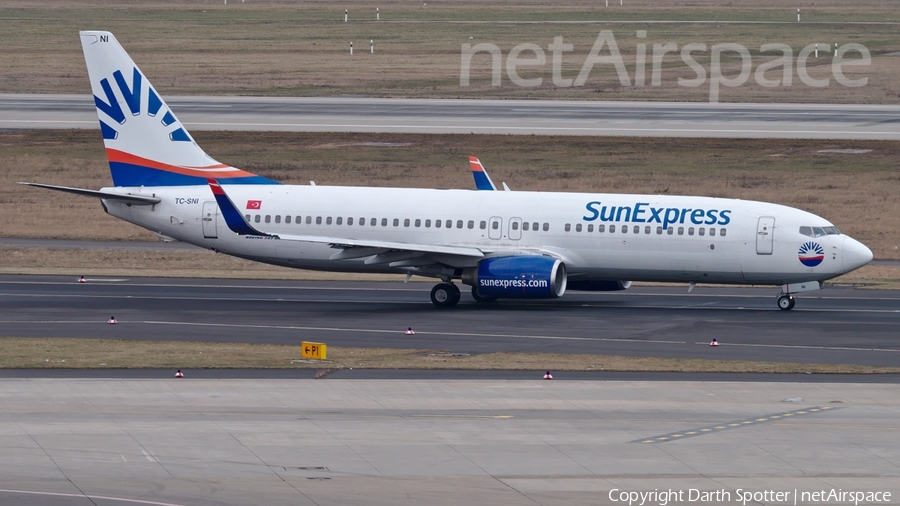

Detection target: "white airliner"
[22, 31, 873, 310]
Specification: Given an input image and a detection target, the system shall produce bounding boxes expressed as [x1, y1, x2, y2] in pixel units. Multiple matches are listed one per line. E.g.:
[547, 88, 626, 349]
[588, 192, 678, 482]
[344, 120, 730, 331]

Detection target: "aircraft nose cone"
[842, 237, 873, 272]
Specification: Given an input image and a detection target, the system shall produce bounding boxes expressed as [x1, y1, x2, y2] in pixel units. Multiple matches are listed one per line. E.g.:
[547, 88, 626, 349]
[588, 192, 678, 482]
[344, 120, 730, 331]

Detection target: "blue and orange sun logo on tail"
[798, 242, 825, 267]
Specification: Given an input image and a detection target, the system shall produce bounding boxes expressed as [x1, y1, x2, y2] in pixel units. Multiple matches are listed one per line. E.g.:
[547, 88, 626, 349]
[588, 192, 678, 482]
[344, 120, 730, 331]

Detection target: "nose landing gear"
[777, 294, 795, 310]
[430, 283, 461, 307]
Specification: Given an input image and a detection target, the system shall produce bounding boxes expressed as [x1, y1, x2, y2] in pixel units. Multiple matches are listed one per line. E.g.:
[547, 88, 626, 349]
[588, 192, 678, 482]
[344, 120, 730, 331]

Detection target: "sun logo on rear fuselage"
[798, 242, 825, 267]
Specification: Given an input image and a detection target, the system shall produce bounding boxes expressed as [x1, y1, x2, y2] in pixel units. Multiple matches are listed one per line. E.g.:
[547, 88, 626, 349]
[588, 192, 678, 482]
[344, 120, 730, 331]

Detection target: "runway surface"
[3, 94, 899, 139]
[1, 275, 898, 367]
[1, 379, 898, 506]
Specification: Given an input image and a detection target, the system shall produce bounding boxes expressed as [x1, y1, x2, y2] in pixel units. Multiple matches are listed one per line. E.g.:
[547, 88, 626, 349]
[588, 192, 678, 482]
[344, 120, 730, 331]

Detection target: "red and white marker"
[108, 316, 117, 324]
[543, 371, 553, 380]
[405, 327, 415, 335]
[175, 370, 184, 378]
[710, 338, 719, 347]
[78, 276, 86, 283]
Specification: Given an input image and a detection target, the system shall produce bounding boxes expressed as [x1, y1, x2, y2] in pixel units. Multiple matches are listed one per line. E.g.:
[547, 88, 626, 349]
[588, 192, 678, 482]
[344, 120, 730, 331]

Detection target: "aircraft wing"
[468, 157, 497, 191]
[207, 179, 485, 259]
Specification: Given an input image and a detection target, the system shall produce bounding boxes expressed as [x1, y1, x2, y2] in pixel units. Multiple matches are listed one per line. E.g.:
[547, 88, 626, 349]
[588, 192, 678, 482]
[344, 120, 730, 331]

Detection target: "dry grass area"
[1, 0, 899, 102]
[3, 130, 899, 261]
[2, 337, 897, 373]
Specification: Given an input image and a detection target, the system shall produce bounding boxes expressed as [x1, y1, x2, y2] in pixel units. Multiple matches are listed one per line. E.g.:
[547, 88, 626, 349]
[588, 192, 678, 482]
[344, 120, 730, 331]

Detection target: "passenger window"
[533, 222, 539, 231]
[370, 218, 377, 226]
[656, 226, 663, 235]
[598, 224, 605, 233]
[622, 225, 628, 233]
[543, 223, 549, 231]
[265, 215, 271, 223]
[306, 216, 312, 224]
[359, 217, 365, 226]
[513, 222, 520, 231]
[425, 219, 432, 228]
[667, 227, 674, 235]
[467, 220, 474, 229]
[688, 227, 694, 236]
[326, 217, 332, 225]
[709, 228, 716, 237]
[446, 220, 452, 228]
[575, 224, 581, 232]
[275, 215, 281, 224]
[336, 217, 342, 225]
[644, 226, 651, 234]
[720, 228, 727, 237]
[457, 220, 463, 229]
[480, 221, 487, 230]
[415, 219, 421, 227]
[633, 225, 640, 234]
[285, 215, 291, 224]
[610, 225, 616, 233]
[381, 218, 388, 227]
[244, 214, 250, 222]
[492, 221, 499, 230]
[677, 227, 684, 235]
[404, 218, 410, 227]
[347, 217, 353, 225]
[587, 224, 593, 232]
[316, 216, 322, 225]
[393, 218, 399, 227]
[698, 228, 705, 236]
[565, 224, 571, 232]
[436, 220, 442, 228]
[296, 216, 302, 224]
[523, 222, 530, 231]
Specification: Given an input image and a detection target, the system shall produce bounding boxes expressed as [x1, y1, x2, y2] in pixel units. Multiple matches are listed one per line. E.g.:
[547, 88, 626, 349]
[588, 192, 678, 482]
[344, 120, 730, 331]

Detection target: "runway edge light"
[406, 327, 415, 335]
[544, 371, 553, 380]
[710, 338, 719, 347]
[301, 342, 327, 361]
[108, 316, 117, 324]
[78, 275, 86, 283]
[175, 369, 184, 378]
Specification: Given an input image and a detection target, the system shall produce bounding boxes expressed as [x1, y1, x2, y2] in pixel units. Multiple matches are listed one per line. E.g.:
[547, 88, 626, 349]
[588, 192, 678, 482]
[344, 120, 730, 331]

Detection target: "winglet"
[468, 156, 497, 191]
[207, 179, 271, 237]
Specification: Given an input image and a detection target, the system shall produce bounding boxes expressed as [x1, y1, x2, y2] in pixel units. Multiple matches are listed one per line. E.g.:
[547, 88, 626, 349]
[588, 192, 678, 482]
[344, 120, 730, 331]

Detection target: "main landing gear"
[777, 294, 796, 311]
[430, 283, 460, 307]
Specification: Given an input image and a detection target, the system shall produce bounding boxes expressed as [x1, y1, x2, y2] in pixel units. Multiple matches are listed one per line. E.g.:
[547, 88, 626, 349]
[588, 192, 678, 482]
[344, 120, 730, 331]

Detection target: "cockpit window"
[801, 225, 841, 237]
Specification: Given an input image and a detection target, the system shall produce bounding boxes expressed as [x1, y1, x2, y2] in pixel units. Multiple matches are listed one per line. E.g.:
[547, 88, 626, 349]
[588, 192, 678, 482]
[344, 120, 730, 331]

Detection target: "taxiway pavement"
[2, 94, 899, 139]
[0, 379, 897, 506]
[1, 275, 898, 367]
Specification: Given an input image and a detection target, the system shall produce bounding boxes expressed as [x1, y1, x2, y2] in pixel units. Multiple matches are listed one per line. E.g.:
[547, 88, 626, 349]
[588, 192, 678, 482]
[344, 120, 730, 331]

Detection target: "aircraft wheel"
[431, 283, 459, 307]
[777, 295, 795, 310]
[471, 286, 498, 303]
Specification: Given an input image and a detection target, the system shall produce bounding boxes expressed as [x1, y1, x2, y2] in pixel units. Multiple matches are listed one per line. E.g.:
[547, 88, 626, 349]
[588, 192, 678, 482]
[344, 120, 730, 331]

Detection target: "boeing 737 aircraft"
[22, 31, 873, 309]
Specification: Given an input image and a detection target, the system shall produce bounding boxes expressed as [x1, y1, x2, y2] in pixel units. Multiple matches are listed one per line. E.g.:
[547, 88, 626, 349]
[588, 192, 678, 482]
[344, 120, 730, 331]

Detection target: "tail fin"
[468, 156, 497, 191]
[80, 31, 276, 187]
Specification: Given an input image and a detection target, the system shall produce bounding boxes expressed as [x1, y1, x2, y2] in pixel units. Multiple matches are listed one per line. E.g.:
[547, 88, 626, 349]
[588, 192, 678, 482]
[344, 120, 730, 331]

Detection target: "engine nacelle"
[462, 256, 567, 299]
[566, 280, 632, 292]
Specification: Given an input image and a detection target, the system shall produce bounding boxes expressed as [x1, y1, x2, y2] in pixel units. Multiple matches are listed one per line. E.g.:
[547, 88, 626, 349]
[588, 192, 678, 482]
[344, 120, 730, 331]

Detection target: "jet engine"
[461, 256, 566, 299]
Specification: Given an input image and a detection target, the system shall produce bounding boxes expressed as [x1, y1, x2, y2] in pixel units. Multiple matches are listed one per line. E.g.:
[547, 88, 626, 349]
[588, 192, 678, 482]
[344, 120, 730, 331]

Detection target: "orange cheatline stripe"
[105, 148, 259, 179]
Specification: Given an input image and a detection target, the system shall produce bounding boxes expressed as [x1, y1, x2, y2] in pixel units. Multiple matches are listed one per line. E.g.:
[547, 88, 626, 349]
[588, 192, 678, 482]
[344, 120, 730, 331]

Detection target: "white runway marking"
[0, 488, 186, 506]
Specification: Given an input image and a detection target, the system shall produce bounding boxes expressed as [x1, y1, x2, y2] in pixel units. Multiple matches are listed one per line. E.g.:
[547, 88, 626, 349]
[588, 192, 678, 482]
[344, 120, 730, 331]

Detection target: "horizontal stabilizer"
[18, 182, 161, 205]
